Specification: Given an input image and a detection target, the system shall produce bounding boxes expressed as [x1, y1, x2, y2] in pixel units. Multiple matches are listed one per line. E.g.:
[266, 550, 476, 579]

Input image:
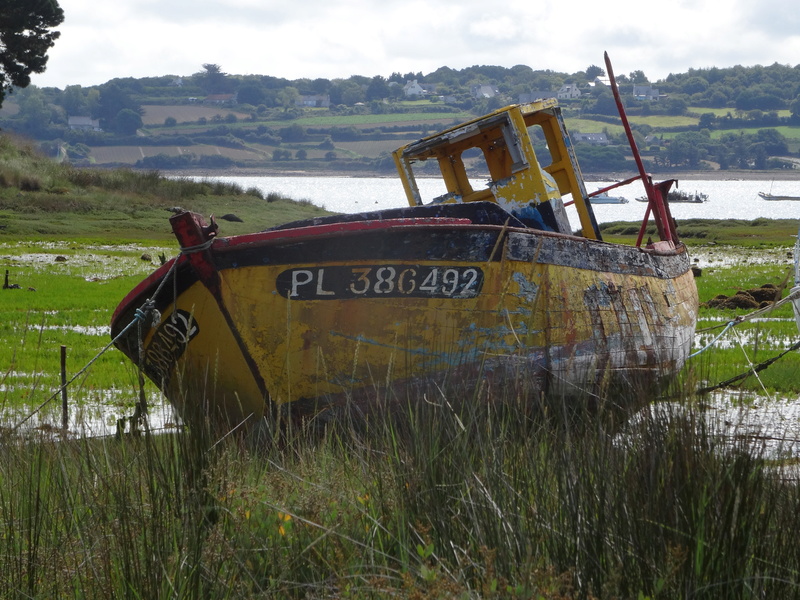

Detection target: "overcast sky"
[29, 0, 800, 90]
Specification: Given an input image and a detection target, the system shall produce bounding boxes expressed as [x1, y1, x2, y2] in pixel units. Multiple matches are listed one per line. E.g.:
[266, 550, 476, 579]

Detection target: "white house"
[471, 84, 498, 99]
[557, 84, 582, 99]
[632, 85, 661, 101]
[571, 132, 609, 145]
[296, 94, 331, 108]
[403, 80, 426, 97]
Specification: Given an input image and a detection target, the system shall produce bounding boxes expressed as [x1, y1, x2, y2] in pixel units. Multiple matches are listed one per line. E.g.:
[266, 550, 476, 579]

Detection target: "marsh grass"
[0, 134, 330, 238]
[2, 376, 800, 598]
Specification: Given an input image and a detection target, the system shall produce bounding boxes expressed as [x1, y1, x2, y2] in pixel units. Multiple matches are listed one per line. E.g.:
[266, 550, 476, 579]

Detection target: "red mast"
[604, 52, 678, 246]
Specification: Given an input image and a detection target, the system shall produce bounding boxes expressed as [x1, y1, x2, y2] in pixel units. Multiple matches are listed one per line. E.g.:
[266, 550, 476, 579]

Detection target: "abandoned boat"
[111, 57, 698, 427]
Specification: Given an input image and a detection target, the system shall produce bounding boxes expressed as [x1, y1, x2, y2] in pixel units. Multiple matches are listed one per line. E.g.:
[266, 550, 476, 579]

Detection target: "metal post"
[60, 345, 68, 430]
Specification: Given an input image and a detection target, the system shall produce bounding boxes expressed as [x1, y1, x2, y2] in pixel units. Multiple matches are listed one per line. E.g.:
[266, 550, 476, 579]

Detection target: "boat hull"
[111, 205, 698, 426]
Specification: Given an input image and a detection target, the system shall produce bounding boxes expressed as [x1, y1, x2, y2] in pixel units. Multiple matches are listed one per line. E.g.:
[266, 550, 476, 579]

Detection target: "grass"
[1, 238, 800, 597]
[0, 133, 330, 238]
[1, 377, 800, 598]
[600, 218, 800, 247]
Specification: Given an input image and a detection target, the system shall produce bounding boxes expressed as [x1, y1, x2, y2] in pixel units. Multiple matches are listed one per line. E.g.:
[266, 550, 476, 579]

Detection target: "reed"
[1, 374, 799, 598]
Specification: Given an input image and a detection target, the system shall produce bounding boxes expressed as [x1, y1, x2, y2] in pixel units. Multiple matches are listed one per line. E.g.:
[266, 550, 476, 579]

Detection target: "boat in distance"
[589, 191, 629, 204]
[111, 55, 698, 428]
[758, 191, 800, 201]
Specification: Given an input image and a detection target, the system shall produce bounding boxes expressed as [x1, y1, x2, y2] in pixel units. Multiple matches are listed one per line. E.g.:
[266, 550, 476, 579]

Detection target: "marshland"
[3, 134, 800, 598]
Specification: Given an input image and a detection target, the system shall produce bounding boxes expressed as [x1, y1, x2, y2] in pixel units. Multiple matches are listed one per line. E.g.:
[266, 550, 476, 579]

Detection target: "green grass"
[0, 134, 330, 238]
[600, 218, 800, 247]
[1, 378, 800, 598]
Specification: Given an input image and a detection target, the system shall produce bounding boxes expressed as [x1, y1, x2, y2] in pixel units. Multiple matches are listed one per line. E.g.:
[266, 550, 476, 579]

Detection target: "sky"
[29, 0, 800, 90]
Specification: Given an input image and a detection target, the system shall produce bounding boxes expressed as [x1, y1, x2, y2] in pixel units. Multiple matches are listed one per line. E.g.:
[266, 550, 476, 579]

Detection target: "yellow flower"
[277, 512, 292, 536]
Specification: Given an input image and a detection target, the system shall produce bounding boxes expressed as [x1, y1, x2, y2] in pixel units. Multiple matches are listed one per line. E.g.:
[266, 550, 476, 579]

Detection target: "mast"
[604, 52, 679, 245]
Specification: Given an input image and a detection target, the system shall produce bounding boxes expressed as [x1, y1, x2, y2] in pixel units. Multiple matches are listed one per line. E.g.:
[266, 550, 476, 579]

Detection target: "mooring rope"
[12, 254, 182, 432]
[691, 287, 800, 394]
[697, 338, 800, 394]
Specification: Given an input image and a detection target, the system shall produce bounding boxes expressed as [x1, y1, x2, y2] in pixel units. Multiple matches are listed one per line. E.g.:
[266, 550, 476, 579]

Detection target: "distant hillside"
[1, 62, 799, 176]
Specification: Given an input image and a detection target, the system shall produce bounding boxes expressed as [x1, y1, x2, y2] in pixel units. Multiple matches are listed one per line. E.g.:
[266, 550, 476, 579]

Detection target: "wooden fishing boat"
[111, 55, 698, 428]
[758, 191, 800, 201]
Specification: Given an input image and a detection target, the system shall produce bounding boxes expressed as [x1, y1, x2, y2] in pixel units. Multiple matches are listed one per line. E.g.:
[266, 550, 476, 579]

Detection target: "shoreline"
[167, 167, 800, 182]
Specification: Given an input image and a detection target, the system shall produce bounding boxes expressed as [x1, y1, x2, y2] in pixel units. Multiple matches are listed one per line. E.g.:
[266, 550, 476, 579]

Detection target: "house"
[519, 91, 555, 103]
[557, 84, 582, 99]
[68, 116, 102, 132]
[204, 93, 237, 105]
[296, 94, 331, 108]
[471, 84, 498, 99]
[632, 84, 661, 101]
[403, 80, 426, 97]
[571, 132, 609, 145]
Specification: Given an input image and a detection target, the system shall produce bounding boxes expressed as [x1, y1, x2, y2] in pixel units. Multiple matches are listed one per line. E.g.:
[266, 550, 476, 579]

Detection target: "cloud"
[29, 0, 800, 89]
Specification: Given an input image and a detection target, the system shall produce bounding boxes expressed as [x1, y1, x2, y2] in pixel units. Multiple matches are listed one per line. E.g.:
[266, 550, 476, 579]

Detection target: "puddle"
[689, 245, 794, 269]
[623, 391, 800, 478]
[3, 391, 178, 439]
[0, 241, 175, 280]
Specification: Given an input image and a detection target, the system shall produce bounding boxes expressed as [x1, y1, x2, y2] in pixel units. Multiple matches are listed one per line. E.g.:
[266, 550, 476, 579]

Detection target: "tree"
[365, 76, 389, 101]
[16, 87, 50, 135]
[585, 65, 605, 80]
[791, 95, 800, 119]
[194, 64, 230, 94]
[628, 70, 649, 84]
[237, 83, 267, 106]
[94, 83, 142, 128]
[115, 108, 142, 135]
[0, 0, 64, 106]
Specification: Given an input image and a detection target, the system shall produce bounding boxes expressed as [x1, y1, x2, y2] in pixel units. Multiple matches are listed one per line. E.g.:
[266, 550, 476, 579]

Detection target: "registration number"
[276, 265, 484, 300]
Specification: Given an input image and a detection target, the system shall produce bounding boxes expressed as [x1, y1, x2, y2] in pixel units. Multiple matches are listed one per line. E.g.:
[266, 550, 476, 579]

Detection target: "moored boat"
[758, 191, 800, 201]
[110, 55, 698, 429]
[589, 191, 629, 204]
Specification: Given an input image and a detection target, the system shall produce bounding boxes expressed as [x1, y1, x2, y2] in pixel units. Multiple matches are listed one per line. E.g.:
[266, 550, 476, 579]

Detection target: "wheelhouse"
[392, 99, 602, 240]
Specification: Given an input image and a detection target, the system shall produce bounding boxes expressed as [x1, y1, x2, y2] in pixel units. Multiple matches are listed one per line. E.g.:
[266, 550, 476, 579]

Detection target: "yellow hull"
[112, 208, 697, 426]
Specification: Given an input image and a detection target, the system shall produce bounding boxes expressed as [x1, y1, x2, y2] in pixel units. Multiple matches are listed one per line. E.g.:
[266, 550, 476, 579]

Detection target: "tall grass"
[2, 374, 799, 599]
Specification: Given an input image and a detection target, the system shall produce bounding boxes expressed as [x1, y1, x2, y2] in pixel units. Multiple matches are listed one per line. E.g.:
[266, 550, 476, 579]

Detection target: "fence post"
[61, 345, 68, 430]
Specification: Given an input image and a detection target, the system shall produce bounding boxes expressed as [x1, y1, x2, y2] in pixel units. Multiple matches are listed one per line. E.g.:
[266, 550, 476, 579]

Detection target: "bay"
[192, 175, 800, 224]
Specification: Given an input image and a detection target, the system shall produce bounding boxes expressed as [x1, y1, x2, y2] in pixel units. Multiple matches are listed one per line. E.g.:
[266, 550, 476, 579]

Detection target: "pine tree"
[0, 0, 64, 104]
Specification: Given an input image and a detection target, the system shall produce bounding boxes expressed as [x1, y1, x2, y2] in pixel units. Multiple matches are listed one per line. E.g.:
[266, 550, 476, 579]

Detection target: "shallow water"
[190, 175, 800, 223]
